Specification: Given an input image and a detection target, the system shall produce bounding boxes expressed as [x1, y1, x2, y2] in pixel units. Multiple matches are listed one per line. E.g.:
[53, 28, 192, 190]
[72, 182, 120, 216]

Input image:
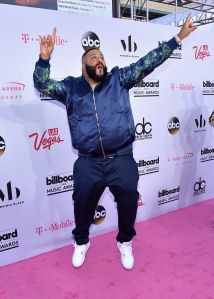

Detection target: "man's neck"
[83, 75, 98, 90]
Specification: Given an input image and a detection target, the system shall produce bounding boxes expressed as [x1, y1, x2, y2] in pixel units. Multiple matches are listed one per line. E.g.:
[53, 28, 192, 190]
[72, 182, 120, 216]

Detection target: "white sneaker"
[117, 241, 134, 270]
[72, 242, 90, 268]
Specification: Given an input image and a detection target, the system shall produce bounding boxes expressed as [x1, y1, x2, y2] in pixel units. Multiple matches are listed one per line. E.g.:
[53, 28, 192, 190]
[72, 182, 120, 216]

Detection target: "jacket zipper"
[92, 90, 106, 158]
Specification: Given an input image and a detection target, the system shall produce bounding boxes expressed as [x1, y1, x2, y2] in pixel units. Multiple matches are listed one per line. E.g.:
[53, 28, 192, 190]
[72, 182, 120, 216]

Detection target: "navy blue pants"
[72, 154, 139, 245]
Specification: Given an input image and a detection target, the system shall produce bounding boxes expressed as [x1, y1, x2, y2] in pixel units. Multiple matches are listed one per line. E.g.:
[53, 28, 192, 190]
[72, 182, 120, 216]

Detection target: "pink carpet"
[1, 199, 214, 299]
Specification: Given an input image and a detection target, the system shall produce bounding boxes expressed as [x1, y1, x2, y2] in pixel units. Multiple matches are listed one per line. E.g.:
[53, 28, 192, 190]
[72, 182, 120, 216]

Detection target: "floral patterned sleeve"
[33, 57, 67, 104]
[119, 37, 178, 89]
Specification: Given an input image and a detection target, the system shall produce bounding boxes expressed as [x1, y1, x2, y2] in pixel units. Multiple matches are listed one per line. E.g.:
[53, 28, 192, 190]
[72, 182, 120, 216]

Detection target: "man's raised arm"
[119, 13, 197, 89]
[33, 28, 67, 103]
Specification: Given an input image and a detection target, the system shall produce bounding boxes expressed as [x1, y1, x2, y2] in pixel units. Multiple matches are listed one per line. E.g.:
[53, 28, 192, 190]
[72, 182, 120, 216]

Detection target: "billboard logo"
[158, 187, 180, 205]
[133, 79, 159, 97]
[0, 228, 19, 252]
[137, 156, 159, 175]
[203, 81, 214, 96]
[46, 172, 74, 196]
[200, 147, 214, 163]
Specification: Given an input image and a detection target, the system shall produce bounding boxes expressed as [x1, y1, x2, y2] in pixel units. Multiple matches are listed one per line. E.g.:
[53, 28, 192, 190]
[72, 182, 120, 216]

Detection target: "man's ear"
[82, 63, 86, 74]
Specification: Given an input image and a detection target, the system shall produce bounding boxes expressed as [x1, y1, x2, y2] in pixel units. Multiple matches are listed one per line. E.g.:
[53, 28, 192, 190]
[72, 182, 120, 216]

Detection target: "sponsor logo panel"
[46, 172, 74, 196]
[0, 228, 19, 252]
[133, 79, 159, 97]
[0, 182, 24, 209]
[137, 156, 159, 175]
[135, 117, 152, 140]
[200, 147, 214, 163]
[193, 177, 206, 196]
[120, 35, 139, 58]
[81, 31, 100, 50]
[193, 44, 211, 61]
[92, 205, 106, 225]
[36, 219, 75, 236]
[29, 128, 64, 151]
[0, 136, 6, 157]
[168, 117, 180, 135]
[158, 186, 180, 205]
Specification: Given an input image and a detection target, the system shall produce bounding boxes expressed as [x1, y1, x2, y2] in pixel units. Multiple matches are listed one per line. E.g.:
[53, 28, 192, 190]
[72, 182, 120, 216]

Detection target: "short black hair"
[82, 47, 100, 62]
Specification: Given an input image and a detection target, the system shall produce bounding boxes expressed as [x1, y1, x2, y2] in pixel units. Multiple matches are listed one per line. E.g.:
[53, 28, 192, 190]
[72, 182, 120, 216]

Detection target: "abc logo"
[81, 32, 100, 50]
[92, 205, 106, 225]
[194, 177, 206, 192]
[0, 136, 6, 157]
[168, 117, 180, 135]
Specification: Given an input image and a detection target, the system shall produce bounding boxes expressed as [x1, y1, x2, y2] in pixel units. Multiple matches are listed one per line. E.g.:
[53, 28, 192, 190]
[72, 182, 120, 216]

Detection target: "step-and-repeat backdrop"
[0, 4, 214, 266]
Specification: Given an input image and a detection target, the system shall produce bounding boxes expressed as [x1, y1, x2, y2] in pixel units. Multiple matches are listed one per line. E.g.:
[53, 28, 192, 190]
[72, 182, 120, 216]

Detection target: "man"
[33, 14, 196, 270]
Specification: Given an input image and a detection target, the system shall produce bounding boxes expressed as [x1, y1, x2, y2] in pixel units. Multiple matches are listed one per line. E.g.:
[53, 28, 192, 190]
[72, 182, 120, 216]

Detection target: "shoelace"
[74, 244, 87, 255]
[120, 245, 133, 257]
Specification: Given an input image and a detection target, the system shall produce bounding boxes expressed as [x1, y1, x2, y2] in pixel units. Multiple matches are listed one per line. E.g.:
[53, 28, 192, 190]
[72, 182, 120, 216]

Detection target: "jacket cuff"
[167, 37, 179, 51]
[36, 56, 50, 68]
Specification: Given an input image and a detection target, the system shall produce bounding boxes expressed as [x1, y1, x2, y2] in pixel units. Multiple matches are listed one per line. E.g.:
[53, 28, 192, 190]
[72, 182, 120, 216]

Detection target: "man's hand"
[177, 13, 197, 41]
[40, 27, 57, 60]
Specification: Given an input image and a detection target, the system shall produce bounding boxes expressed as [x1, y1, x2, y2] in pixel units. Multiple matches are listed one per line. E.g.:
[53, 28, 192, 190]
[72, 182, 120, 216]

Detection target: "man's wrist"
[40, 54, 50, 61]
[175, 34, 182, 44]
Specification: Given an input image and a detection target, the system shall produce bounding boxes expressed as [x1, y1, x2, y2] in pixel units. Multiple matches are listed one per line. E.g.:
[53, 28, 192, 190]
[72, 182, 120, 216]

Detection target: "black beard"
[85, 63, 107, 83]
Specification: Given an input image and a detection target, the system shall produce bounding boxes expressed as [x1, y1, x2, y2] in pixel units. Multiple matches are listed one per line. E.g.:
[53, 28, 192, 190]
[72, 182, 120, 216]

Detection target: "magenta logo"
[193, 45, 211, 61]
[29, 128, 64, 151]
[21, 33, 67, 45]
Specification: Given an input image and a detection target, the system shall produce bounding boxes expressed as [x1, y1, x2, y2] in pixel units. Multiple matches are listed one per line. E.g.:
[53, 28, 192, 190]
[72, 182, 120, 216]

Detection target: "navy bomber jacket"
[33, 37, 178, 155]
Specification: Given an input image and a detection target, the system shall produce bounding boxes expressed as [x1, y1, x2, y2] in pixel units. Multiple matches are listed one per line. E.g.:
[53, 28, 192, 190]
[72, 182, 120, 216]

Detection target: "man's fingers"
[40, 36, 46, 45]
[52, 27, 57, 41]
[185, 12, 191, 25]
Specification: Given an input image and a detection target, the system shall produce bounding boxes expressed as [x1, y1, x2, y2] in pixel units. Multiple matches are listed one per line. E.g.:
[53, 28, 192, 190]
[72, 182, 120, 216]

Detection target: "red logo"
[22, 33, 67, 45]
[138, 194, 144, 207]
[36, 219, 75, 236]
[29, 128, 64, 151]
[193, 45, 211, 61]
[0, 82, 25, 100]
[171, 83, 195, 91]
[168, 152, 193, 166]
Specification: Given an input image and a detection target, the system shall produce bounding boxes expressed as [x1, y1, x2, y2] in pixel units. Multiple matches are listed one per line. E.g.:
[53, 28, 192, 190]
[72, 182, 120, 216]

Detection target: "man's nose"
[97, 58, 103, 64]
